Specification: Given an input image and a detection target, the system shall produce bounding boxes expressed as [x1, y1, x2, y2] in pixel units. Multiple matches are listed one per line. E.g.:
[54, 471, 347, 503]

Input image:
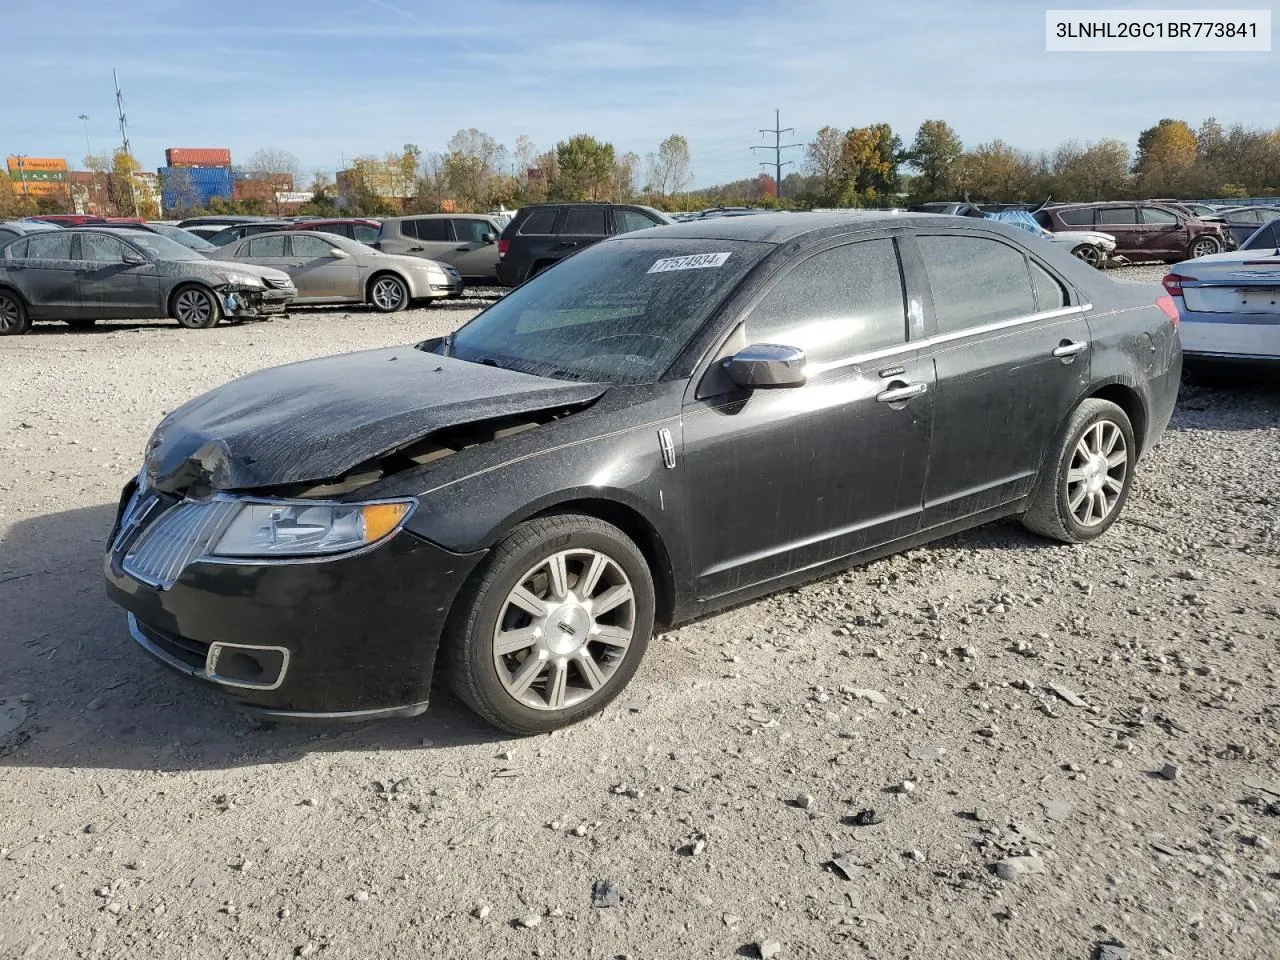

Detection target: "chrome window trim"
[805, 304, 1092, 377]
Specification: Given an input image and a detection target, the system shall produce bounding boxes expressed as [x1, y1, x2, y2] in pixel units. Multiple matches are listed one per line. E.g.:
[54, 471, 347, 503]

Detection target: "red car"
[283, 218, 381, 244]
[29, 214, 107, 226]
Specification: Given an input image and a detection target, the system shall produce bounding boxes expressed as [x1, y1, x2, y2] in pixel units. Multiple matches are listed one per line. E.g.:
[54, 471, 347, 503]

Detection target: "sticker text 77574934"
[647, 252, 732, 274]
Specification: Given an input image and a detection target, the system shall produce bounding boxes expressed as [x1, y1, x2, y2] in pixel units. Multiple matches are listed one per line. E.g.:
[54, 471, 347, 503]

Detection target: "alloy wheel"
[175, 289, 213, 327]
[1190, 238, 1218, 259]
[1065, 419, 1128, 527]
[492, 548, 636, 711]
[1072, 245, 1101, 267]
[371, 277, 407, 311]
[0, 295, 24, 334]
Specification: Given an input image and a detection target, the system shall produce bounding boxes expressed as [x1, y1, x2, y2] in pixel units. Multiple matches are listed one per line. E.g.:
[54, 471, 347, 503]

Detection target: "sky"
[4, 0, 1279, 188]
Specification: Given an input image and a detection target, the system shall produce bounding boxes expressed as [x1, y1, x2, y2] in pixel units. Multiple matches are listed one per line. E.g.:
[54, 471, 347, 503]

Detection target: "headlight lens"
[215, 271, 266, 288]
[209, 499, 414, 558]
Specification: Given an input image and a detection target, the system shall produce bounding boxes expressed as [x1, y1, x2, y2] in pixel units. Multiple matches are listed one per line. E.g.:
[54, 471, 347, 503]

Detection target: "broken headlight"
[208, 499, 415, 558]
[215, 271, 266, 289]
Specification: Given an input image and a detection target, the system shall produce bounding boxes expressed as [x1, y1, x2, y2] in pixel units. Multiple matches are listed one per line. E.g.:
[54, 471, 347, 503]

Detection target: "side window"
[1244, 223, 1277, 250]
[26, 233, 75, 260]
[615, 209, 659, 234]
[1237, 209, 1263, 223]
[5, 237, 30, 258]
[79, 234, 130, 262]
[452, 219, 491, 244]
[0, 228, 17, 243]
[354, 224, 379, 243]
[562, 207, 608, 236]
[246, 235, 287, 257]
[1029, 261, 1067, 311]
[1098, 207, 1138, 225]
[291, 235, 334, 258]
[519, 209, 558, 234]
[412, 219, 452, 241]
[1141, 207, 1178, 225]
[397, 220, 418, 240]
[917, 235, 1037, 334]
[1057, 208, 1094, 226]
[742, 239, 907, 363]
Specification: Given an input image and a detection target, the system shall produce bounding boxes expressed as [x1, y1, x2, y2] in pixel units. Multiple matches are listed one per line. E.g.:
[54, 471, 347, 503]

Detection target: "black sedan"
[104, 213, 1182, 733]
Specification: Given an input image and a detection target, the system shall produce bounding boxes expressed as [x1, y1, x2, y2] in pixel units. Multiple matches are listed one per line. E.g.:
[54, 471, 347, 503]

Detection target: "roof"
[631, 210, 959, 244]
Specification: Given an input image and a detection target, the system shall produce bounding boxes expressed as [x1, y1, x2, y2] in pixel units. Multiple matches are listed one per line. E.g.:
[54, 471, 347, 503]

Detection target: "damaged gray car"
[0, 228, 296, 335]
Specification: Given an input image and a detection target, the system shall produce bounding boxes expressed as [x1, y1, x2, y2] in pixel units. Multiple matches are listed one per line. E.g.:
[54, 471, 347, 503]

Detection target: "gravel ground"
[1, 270, 1278, 960]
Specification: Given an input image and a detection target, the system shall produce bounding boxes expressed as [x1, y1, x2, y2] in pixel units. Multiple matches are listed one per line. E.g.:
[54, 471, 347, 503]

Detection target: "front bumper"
[104, 483, 486, 717]
[222, 287, 294, 318]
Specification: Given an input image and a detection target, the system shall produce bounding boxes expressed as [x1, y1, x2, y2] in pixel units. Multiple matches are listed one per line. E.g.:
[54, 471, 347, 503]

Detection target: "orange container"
[165, 147, 232, 167]
[7, 156, 69, 174]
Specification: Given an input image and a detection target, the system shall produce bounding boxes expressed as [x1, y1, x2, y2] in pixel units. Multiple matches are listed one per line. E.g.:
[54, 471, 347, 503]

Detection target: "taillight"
[497, 238, 510, 259]
[1161, 273, 1193, 297]
[1156, 294, 1180, 327]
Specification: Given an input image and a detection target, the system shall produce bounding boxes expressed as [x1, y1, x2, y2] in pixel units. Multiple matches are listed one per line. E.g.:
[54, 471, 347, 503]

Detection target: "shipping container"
[12, 169, 68, 183]
[6, 156, 69, 174]
[165, 147, 232, 168]
[10, 180, 72, 199]
[161, 164, 233, 208]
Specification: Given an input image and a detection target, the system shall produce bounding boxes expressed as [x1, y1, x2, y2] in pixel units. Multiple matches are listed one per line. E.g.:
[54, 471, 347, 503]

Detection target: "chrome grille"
[263, 277, 292, 290]
[122, 500, 239, 589]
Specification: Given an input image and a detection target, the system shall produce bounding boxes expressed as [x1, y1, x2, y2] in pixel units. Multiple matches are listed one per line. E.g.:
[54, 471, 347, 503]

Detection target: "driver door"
[447, 217, 500, 280]
[75, 233, 158, 317]
[679, 237, 934, 601]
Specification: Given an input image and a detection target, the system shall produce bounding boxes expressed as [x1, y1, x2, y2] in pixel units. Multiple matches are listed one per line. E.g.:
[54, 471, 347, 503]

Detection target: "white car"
[1044, 229, 1117, 268]
[1164, 241, 1280, 364]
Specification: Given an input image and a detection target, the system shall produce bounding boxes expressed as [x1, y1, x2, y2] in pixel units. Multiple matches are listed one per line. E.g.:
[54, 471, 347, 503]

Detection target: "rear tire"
[1022, 399, 1136, 544]
[0, 291, 31, 335]
[1187, 236, 1220, 260]
[444, 514, 655, 735]
[171, 285, 222, 329]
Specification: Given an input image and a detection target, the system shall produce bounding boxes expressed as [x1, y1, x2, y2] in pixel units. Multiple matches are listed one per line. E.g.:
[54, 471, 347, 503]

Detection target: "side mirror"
[122, 253, 147, 266]
[329, 248, 350, 259]
[723, 343, 807, 389]
[482, 232, 497, 244]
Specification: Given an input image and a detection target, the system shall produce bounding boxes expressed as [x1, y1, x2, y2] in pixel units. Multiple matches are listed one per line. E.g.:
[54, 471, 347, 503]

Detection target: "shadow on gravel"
[1170, 371, 1280, 433]
[0, 502, 503, 774]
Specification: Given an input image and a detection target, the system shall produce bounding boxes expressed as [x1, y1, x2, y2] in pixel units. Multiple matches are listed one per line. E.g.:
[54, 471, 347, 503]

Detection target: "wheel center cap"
[1085, 455, 1108, 493]
[545, 603, 591, 655]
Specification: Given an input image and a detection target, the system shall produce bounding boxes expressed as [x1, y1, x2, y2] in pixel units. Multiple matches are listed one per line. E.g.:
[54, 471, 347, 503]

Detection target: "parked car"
[206, 221, 292, 247]
[0, 219, 61, 243]
[933, 205, 1117, 268]
[176, 215, 280, 242]
[373, 214, 510, 285]
[103, 212, 1180, 732]
[1239, 219, 1280, 251]
[495, 203, 672, 286]
[282, 218, 382, 244]
[1036, 203, 1226, 263]
[1149, 199, 1225, 221]
[0, 228, 295, 335]
[1211, 205, 1280, 248]
[217, 230, 461, 311]
[87, 221, 220, 254]
[1164, 244, 1280, 366]
[27, 214, 107, 226]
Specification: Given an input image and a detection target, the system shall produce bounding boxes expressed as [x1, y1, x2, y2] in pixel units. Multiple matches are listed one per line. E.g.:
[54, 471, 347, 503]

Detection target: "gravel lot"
[2, 269, 1278, 960]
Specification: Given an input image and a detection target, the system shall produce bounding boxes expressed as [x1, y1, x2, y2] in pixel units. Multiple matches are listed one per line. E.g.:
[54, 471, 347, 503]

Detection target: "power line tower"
[113, 68, 140, 217]
[750, 109, 803, 199]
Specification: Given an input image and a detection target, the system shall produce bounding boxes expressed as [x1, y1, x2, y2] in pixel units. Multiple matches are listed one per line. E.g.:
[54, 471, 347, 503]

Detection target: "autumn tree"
[110, 149, 156, 217]
[838, 123, 901, 206]
[0, 171, 21, 217]
[444, 129, 505, 211]
[958, 140, 1039, 201]
[614, 151, 640, 202]
[646, 134, 691, 197]
[805, 126, 845, 203]
[553, 135, 615, 201]
[1050, 138, 1130, 200]
[1132, 119, 1197, 196]
[906, 120, 963, 201]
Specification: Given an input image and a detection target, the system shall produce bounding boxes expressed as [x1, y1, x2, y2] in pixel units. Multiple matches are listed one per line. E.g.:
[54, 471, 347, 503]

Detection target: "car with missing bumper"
[104, 213, 1181, 733]
[0, 228, 295, 335]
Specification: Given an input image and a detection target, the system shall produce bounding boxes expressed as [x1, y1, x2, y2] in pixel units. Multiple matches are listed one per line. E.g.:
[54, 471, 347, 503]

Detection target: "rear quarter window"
[917, 234, 1038, 334]
[1057, 208, 1094, 227]
[562, 207, 608, 236]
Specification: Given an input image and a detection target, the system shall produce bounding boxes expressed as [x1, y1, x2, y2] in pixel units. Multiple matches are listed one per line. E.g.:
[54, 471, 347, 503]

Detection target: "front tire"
[1023, 399, 1136, 543]
[171, 285, 222, 329]
[368, 274, 409, 313]
[1070, 244, 1103, 268]
[444, 514, 655, 734]
[0, 290, 31, 335]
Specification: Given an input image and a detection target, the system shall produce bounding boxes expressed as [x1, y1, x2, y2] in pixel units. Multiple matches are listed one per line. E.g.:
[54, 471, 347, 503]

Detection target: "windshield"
[437, 237, 771, 384]
[151, 223, 217, 251]
[311, 232, 379, 255]
[128, 232, 207, 261]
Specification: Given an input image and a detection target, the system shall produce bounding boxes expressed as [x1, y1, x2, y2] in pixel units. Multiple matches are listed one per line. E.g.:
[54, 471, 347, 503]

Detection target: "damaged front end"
[215, 272, 295, 320]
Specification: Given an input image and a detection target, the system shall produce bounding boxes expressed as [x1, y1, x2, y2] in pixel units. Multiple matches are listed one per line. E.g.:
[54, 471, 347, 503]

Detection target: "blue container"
[161, 165, 233, 208]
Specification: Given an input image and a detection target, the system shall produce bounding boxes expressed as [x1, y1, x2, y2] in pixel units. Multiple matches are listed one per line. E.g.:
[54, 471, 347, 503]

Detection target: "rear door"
[556, 206, 611, 262]
[446, 217, 500, 281]
[681, 236, 934, 599]
[76, 233, 158, 317]
[1096, 206, 1142, 258]
[398, 218, 455, 261]
[911, 231, 1091, 526]
[1140, 206, 1187, 258]
[288, 234, 361, 300]
[13, 231, 79, 318]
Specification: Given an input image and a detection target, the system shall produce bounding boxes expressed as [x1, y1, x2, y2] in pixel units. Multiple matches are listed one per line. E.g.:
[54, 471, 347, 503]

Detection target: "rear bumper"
[495, 261, 522, 287]
[1180, 314, 1280, 361]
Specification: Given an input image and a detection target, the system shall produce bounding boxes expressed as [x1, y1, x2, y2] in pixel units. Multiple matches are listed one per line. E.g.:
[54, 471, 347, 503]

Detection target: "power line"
[750, 109, 803, 199]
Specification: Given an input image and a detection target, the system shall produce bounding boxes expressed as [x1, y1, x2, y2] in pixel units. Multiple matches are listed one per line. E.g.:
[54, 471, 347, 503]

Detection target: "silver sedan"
[218, 231, 463, 312]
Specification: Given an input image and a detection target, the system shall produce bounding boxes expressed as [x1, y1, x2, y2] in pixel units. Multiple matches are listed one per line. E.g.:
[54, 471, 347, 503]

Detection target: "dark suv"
[1036, 203, 1226, 263]
[495, 203, 670, 286]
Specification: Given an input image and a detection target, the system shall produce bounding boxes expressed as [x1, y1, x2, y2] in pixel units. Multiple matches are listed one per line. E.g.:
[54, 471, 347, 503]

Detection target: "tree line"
[3, 117, 1278, 219]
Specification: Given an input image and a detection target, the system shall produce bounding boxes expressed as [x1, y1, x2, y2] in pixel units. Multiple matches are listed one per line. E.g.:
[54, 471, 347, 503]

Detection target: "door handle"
[408, 246, 424, 252]
[454, 245, 471, 251]
[555, 241, 579, 249]
[1052, 340, 1087, 359]
[876, 381, 927, 404]
[289, 262, 305, 267]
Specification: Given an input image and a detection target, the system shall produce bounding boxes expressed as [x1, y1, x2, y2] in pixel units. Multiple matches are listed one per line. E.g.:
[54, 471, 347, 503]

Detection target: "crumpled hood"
[198, 259, 295, 284]
[145, 346, 606, 493]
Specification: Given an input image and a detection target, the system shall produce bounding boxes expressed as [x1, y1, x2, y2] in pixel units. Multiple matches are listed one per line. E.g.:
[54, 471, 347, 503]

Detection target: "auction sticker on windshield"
[648, 252, 732, 273]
